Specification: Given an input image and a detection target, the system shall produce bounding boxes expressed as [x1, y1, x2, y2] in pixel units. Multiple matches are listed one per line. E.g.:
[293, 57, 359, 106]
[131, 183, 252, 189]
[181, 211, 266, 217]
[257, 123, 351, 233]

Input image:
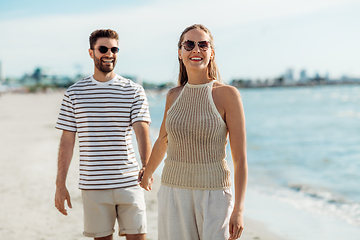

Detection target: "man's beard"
[94, 54, 116, 73]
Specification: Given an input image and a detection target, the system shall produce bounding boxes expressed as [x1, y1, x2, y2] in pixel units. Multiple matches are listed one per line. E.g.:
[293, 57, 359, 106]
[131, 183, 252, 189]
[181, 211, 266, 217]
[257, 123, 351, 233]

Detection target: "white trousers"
[157, 185, 233, 240]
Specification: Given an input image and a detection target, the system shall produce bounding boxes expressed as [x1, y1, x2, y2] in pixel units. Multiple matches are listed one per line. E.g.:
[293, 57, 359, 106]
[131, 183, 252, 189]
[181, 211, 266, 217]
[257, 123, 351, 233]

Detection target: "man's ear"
[89, 48, 94, 59]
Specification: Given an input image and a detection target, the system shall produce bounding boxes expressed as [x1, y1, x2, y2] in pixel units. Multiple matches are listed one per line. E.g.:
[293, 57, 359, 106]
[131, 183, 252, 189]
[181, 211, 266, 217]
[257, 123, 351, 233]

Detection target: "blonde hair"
[177, 24, 221, 86]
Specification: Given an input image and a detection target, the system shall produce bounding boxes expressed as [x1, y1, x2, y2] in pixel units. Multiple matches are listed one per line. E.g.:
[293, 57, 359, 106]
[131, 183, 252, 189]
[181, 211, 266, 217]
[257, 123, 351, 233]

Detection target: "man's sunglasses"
[182, 40, 211, 51]
[97, 46, 120, 54]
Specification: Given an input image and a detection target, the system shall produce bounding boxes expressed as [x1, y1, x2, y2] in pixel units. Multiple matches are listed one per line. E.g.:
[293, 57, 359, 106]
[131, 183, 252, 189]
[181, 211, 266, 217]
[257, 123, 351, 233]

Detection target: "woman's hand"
[140, 172, 154, 191]
[228, 210, 244, 240]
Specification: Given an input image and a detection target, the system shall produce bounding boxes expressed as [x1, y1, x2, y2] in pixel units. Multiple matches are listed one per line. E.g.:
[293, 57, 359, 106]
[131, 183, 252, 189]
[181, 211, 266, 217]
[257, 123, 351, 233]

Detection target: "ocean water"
[144, 85, 360, 230]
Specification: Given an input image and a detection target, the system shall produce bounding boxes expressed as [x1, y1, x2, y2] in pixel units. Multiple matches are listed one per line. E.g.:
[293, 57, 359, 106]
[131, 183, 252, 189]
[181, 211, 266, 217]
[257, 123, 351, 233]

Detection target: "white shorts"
[157, 185, 233, 240]
[81, 186, 147, 238]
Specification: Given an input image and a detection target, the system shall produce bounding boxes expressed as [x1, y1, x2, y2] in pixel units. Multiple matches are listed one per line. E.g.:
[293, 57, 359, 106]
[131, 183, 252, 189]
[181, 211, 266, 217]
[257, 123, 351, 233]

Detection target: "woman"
[140, 24, 247, 240]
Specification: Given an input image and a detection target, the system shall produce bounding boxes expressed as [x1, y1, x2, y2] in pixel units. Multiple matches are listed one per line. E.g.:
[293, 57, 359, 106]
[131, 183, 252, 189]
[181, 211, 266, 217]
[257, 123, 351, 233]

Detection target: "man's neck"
[93, 70, 116, 82]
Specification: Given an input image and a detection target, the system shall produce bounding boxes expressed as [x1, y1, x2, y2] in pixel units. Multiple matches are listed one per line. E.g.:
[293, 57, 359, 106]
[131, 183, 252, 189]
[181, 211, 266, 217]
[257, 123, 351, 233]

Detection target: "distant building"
[300, 69, 307, 81]
[284, 68, 294, 85]
[312, 72, 326, 85]
[285, 69, 294, 80]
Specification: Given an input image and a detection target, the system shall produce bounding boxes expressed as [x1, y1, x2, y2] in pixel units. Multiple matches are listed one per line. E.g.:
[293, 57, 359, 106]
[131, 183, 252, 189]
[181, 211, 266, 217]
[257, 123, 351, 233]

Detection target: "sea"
[142, 84, 360, 239]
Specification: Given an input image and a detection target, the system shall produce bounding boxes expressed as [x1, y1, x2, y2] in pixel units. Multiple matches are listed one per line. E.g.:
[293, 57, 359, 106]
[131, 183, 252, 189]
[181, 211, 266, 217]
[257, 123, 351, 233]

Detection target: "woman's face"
[178, 29, 214, 73]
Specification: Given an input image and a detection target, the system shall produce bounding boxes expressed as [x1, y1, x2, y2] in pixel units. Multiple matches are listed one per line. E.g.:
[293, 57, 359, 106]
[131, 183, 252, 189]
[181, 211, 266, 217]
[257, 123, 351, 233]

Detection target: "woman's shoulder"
[167, 85, 183, 95]
[213, 81, 243, 113]
[165, 85, 184, 109]
[167, 85, 184, 100]
[213, 81, 241, 99]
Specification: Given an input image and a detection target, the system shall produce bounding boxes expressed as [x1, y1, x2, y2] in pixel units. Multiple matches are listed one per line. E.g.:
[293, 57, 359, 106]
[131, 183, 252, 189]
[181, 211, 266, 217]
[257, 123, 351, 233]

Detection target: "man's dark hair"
[89, 29, 119, 49]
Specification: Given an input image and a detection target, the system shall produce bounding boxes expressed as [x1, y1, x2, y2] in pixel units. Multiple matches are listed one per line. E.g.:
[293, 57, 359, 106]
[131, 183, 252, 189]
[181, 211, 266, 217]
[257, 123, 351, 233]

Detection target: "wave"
[253, 183, 360, 226]
[288, 183, 346, 203]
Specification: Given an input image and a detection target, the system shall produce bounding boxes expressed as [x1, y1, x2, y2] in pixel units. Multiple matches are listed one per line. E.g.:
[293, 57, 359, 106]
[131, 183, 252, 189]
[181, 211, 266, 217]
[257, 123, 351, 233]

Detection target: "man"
[55, 29, 151, 240]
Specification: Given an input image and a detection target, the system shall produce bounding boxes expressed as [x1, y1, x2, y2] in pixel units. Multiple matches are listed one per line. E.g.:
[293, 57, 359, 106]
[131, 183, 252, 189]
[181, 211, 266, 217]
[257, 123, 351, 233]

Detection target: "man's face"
[90, 37, 118, 73]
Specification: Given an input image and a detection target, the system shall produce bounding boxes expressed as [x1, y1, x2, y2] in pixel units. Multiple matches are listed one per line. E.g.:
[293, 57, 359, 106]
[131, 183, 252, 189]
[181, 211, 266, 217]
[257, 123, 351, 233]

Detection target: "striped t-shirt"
[55, 75, 151, 190]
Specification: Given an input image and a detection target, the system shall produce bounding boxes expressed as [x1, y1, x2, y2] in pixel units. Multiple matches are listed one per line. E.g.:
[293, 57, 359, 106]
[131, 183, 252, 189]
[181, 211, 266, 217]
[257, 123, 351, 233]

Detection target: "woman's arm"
[218, 85, 248, 240]
[140, 87, 182, 191]
[139, 118, 168, 190]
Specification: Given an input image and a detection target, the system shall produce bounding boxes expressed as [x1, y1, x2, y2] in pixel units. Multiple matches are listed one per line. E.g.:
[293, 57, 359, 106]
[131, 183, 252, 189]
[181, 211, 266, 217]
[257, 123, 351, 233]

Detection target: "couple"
[55, 24, 247, 240]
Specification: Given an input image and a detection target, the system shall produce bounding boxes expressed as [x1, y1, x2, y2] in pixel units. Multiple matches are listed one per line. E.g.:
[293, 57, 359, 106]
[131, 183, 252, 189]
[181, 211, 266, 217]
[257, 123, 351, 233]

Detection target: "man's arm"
[55, 130, 76, 216]
[132, 121, 152, 181]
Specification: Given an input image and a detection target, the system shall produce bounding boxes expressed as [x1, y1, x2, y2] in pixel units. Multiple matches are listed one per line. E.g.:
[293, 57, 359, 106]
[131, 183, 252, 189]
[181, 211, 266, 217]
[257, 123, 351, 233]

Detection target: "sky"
[0, 0, 360, 83]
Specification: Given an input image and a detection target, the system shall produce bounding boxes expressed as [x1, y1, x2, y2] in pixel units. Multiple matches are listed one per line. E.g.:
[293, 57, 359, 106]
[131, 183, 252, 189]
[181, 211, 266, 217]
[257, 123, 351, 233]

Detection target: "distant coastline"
[1, 67, 360, 94]
[231, 76, 360, 88]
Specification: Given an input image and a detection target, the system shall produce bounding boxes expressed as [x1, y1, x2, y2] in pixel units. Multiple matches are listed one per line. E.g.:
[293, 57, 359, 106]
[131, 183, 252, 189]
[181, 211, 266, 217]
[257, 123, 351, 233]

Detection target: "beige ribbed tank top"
[161, 80, 231, 190]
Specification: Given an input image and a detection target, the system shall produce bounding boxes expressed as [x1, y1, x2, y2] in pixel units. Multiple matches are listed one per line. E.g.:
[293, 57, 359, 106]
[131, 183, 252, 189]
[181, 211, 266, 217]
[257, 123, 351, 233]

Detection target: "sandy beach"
[0, 91, 285, 240]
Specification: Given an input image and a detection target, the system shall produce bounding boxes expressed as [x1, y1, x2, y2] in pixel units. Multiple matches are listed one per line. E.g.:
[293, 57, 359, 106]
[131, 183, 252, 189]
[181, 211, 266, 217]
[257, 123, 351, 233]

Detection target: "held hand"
[228, 210, 244, 240]
[138, 167, 146, 182]
[55, 185, 72, 215]
[140, 173, 154, 191]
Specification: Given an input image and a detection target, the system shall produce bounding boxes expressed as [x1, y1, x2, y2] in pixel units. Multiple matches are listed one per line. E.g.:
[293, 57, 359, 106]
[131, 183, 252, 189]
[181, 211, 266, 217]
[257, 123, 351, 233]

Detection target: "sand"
[0, 91, 286, 240]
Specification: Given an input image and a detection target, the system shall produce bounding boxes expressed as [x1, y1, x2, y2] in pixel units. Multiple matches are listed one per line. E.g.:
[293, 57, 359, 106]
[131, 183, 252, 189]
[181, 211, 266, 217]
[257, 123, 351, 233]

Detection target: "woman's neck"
[187, 69, 211, 85]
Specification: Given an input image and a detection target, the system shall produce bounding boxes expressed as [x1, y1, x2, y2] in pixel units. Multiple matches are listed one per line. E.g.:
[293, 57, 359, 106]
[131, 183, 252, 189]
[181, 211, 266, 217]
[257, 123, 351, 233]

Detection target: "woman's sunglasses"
[97, 46, 120, 54]
[182, 40, 211, 51]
